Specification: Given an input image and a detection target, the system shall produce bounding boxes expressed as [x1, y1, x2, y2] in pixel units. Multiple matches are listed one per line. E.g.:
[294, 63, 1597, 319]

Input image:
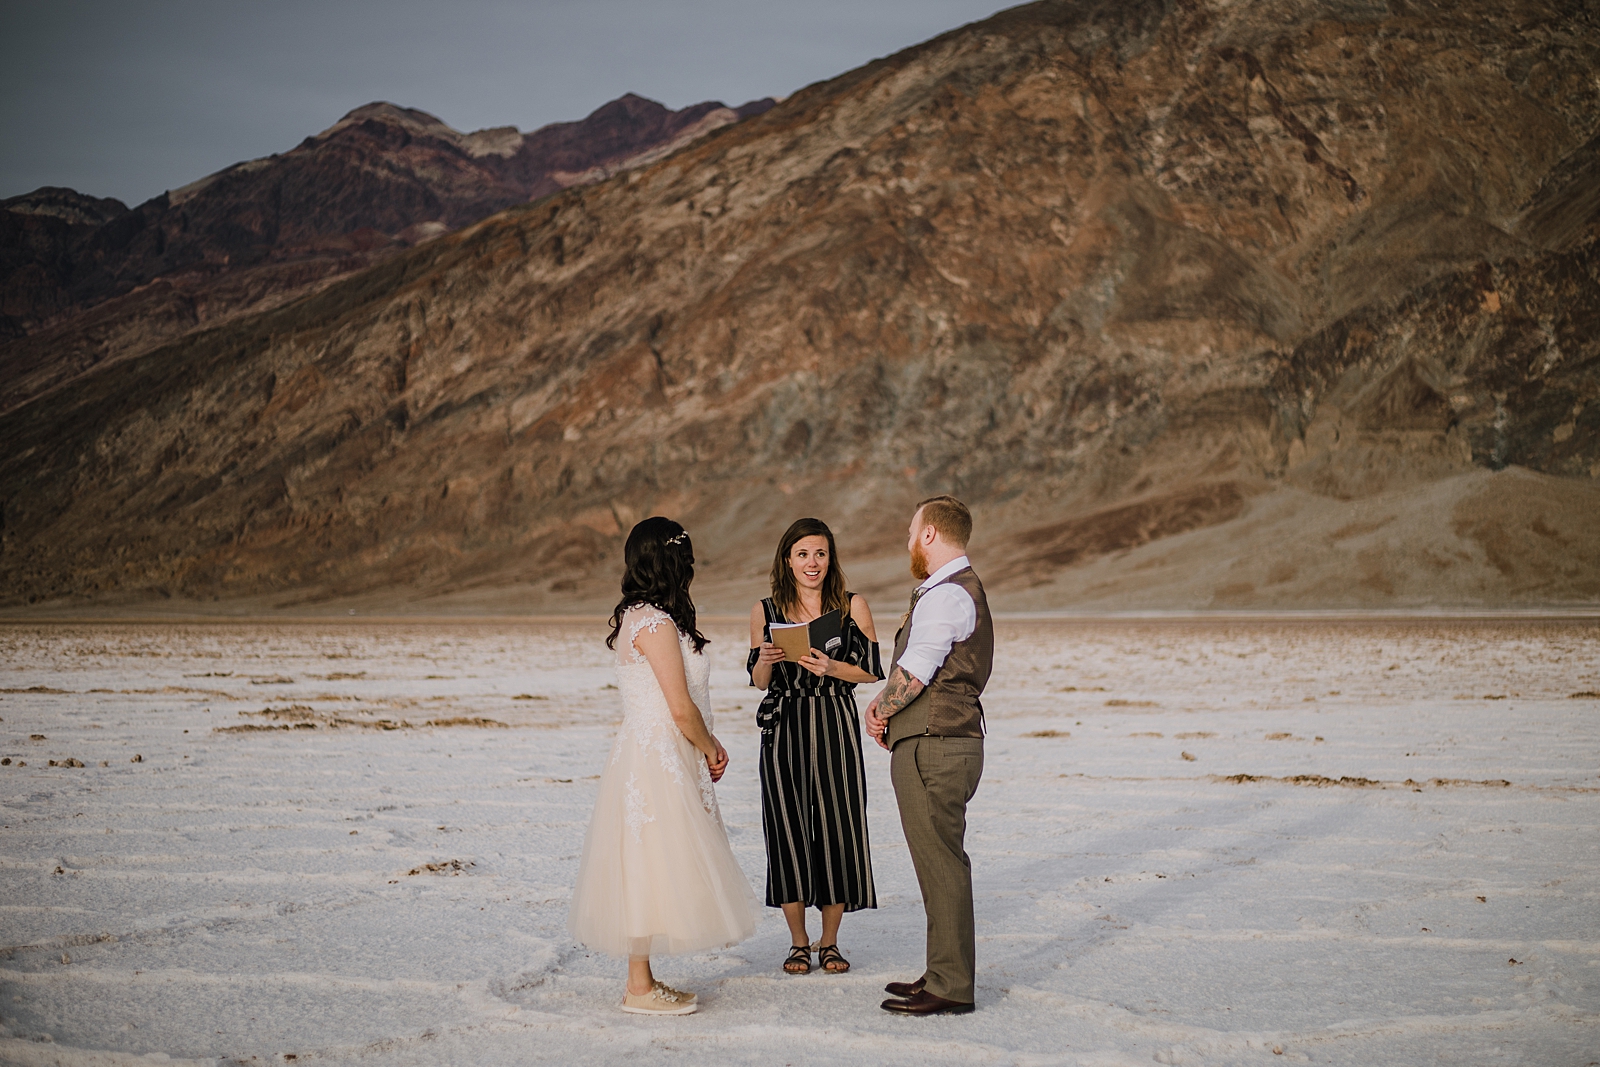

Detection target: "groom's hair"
[915, 495, 972, 547]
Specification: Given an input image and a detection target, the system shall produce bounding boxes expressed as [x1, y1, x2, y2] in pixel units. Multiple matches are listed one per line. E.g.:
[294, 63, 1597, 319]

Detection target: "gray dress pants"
[889, 734, 984, 1003]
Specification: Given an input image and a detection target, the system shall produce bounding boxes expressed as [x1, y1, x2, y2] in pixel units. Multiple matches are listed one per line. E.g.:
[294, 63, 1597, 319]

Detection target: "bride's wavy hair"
[605, 516, 709, 653]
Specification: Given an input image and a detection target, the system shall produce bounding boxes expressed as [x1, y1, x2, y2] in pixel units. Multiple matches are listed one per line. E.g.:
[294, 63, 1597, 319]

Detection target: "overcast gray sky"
[1, 0, 1010, 207]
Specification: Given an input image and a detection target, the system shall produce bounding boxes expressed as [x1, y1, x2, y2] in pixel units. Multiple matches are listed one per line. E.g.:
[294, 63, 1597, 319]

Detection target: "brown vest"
[886, 566, 993, 745]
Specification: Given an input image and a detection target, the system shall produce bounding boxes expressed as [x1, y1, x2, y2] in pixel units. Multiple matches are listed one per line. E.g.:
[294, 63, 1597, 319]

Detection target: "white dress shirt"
[895, 555, 977, 685]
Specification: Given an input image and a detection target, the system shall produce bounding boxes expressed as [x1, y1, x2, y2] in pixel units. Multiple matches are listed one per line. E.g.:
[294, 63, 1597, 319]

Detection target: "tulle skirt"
[568, 724, 757, 957]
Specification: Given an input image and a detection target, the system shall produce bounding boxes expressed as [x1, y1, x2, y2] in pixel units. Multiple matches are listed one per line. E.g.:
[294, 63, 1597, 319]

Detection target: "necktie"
[899, 586, 926, 634]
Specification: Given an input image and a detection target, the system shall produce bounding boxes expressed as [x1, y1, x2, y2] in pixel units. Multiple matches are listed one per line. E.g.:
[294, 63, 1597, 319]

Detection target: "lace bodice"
[613, 605, 718, 837]
[617, 605, 713, 728]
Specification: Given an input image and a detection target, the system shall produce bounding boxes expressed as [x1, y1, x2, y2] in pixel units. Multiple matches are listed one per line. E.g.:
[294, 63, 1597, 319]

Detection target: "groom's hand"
[866, 668, 923, 751]
[864, 696, 889, 750]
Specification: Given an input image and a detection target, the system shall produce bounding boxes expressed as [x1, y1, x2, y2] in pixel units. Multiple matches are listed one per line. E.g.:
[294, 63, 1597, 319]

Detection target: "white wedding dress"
[568, 605, 757, 957]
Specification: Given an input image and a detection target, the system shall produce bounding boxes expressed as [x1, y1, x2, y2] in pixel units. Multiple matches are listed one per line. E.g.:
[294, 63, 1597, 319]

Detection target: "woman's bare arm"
[749, 601, 783, 690]
[634, 620, 720, 761]
[852, 594, 879, 644]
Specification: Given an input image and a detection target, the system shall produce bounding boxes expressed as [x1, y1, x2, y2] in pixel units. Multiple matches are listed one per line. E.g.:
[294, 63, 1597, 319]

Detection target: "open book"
[769, 608, 845, 662]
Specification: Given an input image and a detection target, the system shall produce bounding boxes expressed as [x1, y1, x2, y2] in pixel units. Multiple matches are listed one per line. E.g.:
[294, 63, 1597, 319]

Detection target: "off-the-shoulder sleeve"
[844, 615, 885, 681]
[745, 645, 762, 687]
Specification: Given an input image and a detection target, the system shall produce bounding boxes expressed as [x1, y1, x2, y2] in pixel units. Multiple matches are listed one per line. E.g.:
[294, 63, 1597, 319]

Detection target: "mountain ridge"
[0, 92, 776, 413]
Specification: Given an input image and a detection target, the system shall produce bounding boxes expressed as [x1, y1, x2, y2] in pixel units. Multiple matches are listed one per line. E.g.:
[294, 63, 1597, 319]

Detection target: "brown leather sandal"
[818, 944, 850, 973]
[783, 944, 812, 974]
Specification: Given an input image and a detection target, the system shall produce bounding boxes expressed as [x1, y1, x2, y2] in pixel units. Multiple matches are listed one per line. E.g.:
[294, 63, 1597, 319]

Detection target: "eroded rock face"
[0, 189, 130, 331]
[1, 0, 1596, 612]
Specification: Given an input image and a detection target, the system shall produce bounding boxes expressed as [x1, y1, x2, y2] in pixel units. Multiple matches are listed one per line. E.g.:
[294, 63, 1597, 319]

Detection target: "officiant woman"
[748, 517, 883, 975]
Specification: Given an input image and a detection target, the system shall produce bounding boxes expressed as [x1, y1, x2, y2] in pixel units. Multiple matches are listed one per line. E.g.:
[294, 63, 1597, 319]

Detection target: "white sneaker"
[621, 980, 698, 1015]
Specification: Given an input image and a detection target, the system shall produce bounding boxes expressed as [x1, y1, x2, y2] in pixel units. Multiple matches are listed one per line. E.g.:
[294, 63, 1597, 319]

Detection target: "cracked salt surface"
[0, 618, 1595, 1065]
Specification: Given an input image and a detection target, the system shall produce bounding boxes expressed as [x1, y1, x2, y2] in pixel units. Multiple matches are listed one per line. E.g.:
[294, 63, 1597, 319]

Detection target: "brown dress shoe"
[884, 977, 926, 997]
[881, 989, 975, 1015]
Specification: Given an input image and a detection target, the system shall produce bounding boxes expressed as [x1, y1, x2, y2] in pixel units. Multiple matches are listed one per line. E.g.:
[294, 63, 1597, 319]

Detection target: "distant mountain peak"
[460, 125, 522, 159]
[313, 101, 465, 145]
[585, 93, 672, 118]
[1, 187, 128, 226]
[341, 101, 445, 124]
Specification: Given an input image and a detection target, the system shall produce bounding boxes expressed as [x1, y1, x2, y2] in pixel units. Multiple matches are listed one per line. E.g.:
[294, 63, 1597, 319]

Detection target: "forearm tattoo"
[876, 666, 925, 718]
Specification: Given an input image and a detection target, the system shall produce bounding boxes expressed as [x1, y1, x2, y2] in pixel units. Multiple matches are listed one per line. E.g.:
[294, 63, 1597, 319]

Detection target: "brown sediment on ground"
[1049, 772, 1600, 792]
[1219, 773, 1382, 787]
[215, 705, 411, 732]
[214, 723, 320, 733]
[17, 684, 385, 701]
[1213, 773, 1519, 789]
[405, 859, 473, 876]
[212, 705, 515, 732]
[1023, 729, 1071, 738]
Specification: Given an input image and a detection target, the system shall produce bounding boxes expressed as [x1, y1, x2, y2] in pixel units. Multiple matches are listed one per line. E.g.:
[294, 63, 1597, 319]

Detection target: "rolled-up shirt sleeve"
[894, 584, 977, 684]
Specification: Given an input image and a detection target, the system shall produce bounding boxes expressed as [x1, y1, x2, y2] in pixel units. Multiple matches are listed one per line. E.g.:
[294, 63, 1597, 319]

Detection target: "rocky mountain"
[0, 93, 774, 413]
[1, 0, 1596, 615]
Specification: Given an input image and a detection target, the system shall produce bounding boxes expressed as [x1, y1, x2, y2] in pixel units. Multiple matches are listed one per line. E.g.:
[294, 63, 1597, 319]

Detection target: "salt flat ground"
[0, 618, 1596, 1067]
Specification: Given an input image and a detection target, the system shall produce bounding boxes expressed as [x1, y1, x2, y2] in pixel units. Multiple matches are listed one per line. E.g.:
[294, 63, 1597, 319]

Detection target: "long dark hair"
[770, 517, 851, 623]
[606, 516, 709, 653]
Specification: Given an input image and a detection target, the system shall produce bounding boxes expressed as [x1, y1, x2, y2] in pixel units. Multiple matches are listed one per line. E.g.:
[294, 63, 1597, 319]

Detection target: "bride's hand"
[797, 649, 831, 677]
[706, 737, 729, 782]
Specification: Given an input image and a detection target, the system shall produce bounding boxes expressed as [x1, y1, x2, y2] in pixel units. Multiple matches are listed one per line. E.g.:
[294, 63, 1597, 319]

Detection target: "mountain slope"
[0, 94, 774, 413]
[1, 0, 1596, 613]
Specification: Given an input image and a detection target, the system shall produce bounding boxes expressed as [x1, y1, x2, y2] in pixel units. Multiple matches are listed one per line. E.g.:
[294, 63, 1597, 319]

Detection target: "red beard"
[909, 540, 931, 581]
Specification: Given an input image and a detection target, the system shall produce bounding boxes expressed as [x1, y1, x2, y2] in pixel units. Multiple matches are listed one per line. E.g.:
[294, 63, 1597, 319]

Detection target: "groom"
[864, 495, 991, 1016]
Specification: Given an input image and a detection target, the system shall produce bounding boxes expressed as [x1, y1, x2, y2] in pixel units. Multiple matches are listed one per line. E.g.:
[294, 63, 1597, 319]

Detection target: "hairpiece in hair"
[606, 516, 709, 655]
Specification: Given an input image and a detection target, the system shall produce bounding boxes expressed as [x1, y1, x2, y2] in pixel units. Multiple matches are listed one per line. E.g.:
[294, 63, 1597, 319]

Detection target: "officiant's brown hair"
[770, 518, 851, 623]
[915, 495, 972, 547]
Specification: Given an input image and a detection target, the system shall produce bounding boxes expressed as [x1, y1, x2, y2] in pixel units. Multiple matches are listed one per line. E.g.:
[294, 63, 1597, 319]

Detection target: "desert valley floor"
[0, 617, 1596, 1066]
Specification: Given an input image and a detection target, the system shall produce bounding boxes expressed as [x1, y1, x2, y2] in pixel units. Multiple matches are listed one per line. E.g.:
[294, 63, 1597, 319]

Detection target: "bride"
[568, 517, 757, 1014]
